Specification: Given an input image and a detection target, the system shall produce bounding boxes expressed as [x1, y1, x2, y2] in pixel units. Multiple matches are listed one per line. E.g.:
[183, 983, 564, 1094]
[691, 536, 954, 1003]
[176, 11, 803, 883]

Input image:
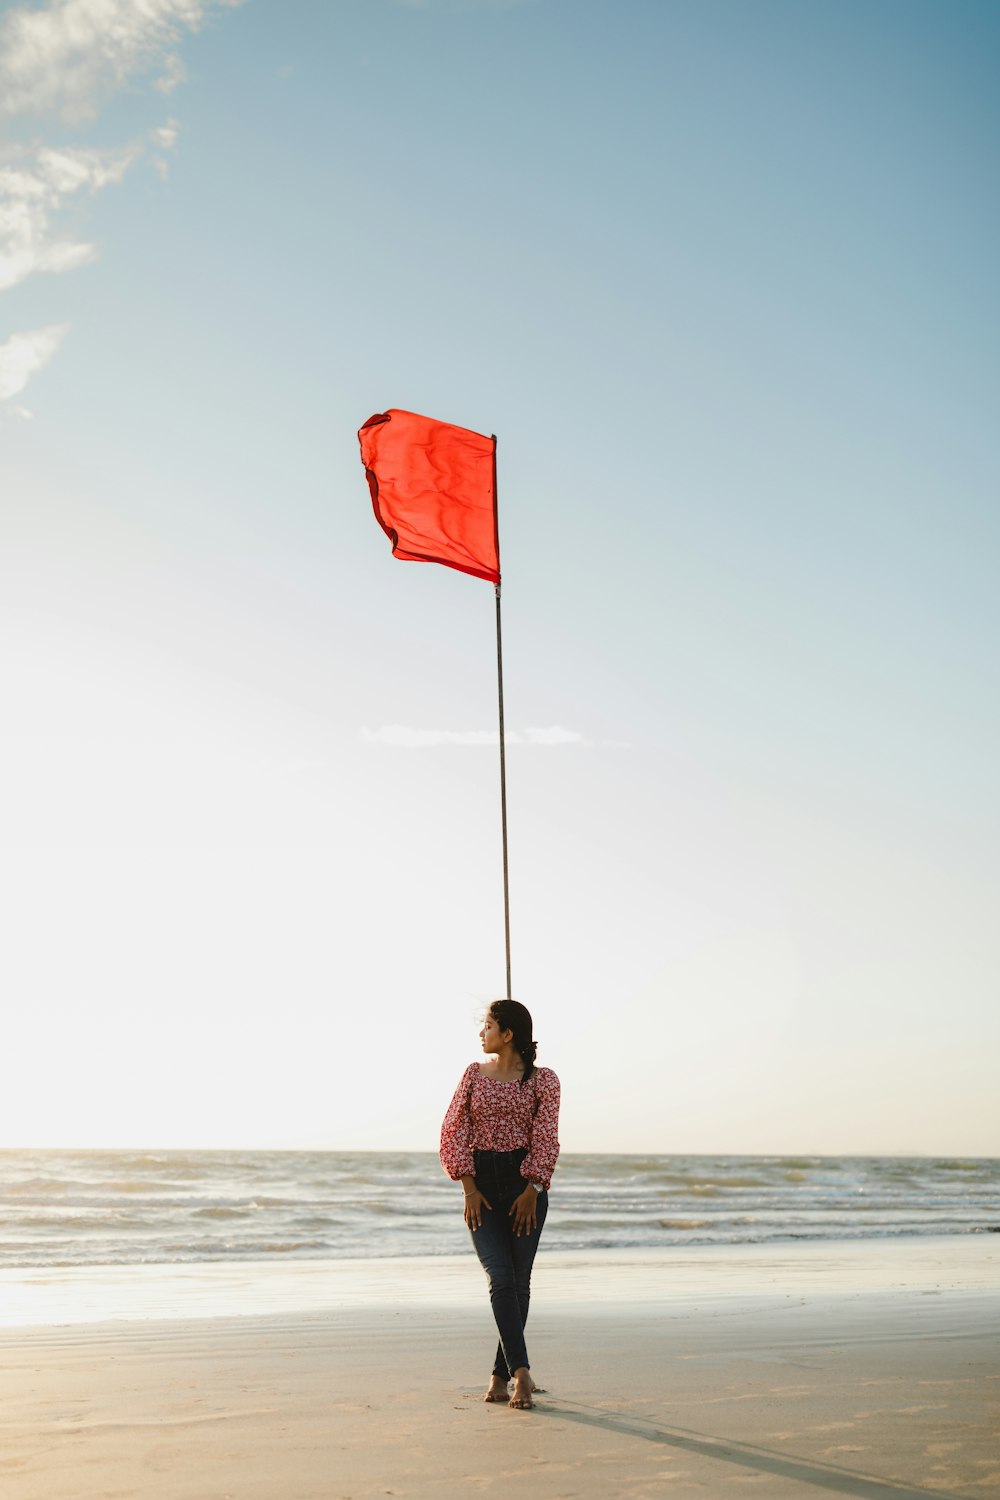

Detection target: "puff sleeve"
[521, 1068, 560, 1190]
[439, 1062, 478, 1181]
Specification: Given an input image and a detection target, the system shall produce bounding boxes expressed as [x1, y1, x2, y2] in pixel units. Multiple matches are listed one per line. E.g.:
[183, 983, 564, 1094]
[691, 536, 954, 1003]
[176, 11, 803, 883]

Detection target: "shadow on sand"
[536, 1398, 960, 1500]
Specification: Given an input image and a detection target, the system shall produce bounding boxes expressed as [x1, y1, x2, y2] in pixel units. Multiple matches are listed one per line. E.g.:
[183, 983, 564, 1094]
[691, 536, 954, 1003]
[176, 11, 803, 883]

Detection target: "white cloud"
[0, 0, 246, 123]
[151, 117, 179, 151]
[521, 726, 586, 746]
[0, 141, 138, 293]
[363, 727, 497, 748]
[394, 0, 534, 10]
[360, 725, 590, 748]
[0, 0, 243, 404]
[149, 116, 179, 177]
[0, 323, 69, 401]
[154, 52, 187, 95]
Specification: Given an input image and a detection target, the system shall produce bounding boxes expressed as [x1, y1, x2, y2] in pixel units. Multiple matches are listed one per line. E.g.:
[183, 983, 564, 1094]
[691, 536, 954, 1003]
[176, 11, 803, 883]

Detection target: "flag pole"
[492, 435, 512, 1000]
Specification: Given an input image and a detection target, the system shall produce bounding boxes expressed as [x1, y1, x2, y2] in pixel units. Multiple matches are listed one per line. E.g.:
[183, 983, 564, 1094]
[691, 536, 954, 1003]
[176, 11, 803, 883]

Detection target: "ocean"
[2, 1150, 997, 1269]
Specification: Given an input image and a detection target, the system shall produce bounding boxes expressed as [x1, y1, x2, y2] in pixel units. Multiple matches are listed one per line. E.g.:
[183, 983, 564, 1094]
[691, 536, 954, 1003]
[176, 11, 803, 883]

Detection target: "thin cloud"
[0, 323, 68, 401]
[361, 725, 600, 748]
[0, 0, 245, 124]
[149, 116, 180, 178]
[394, 0, 535, 11]
[522, 726, 587, 746]
[151, 118, 180, 151]
[154, 53, 188, 96]
[0, 0, 245, 406]
[0, 143, 138, 293]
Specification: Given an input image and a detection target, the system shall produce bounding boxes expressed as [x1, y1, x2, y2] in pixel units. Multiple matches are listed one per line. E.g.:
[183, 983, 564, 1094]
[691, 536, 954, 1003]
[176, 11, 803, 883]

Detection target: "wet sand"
[1, 1238, 997, 1498]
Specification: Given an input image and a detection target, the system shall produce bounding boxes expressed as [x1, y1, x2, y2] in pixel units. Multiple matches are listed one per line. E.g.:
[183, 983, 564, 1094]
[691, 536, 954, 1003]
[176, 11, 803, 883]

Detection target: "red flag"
[359, 408, 499, 585]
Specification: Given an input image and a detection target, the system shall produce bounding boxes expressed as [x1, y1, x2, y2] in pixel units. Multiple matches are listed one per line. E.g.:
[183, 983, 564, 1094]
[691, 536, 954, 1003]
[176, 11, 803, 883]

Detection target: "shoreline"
[1, 1232, 995, 1332]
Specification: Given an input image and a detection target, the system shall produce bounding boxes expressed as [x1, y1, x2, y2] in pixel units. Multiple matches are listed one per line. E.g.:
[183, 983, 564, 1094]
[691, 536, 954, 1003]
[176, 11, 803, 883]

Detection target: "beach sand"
[1, 1238, 996, 1499]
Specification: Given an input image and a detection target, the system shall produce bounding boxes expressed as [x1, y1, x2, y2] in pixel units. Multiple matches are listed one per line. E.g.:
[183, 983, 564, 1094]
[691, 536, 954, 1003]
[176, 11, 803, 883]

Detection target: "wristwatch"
[527, 1181, 543, 1193]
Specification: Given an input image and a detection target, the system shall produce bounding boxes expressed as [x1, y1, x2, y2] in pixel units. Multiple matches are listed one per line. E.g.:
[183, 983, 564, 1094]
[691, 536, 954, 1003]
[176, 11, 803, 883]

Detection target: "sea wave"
[1, 1150, 997, 1269]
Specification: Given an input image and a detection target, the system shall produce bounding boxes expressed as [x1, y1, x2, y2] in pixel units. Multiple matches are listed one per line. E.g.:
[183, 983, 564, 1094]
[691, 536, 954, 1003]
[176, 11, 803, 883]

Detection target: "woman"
[440, 999, 561, 1410]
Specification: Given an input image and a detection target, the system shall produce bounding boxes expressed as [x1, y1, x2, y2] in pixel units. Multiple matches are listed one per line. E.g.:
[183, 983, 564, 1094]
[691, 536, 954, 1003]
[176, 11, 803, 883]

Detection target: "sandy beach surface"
[1, 1237, 996, 1499]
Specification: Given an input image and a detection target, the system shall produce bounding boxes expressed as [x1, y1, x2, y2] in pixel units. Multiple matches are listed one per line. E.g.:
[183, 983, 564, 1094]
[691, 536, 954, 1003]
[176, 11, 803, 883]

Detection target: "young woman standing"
[439, 999, 561, 1410]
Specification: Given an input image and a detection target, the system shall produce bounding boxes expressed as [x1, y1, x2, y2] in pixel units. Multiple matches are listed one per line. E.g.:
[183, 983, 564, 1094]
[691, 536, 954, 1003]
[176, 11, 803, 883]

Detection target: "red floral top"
[439, 1063, 561, 1191]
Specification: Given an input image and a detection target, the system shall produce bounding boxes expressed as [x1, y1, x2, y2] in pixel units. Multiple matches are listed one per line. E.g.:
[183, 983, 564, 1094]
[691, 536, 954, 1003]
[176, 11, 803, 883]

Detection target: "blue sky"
[1, 0, 997, 1153]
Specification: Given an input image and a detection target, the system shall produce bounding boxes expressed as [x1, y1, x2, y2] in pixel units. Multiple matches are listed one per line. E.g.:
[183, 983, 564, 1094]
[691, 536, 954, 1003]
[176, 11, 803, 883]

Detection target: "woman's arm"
[440, 1067, 492, 1229]
[520, 1068, 561, 1190]
[439, 1064, 477, 1181]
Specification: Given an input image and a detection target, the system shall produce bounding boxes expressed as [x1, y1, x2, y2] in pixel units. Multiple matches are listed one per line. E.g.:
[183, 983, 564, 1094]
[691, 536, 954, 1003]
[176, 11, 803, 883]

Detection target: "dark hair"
[488, 999, 537, 1085]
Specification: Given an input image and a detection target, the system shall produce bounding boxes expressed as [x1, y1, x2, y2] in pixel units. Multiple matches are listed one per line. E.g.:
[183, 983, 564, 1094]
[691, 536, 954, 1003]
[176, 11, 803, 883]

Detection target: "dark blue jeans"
[469, 1148, 548, 1380]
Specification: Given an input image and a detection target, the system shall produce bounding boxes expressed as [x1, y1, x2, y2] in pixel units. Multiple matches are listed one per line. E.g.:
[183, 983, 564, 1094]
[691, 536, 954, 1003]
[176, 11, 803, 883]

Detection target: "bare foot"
[509, 1368, 534, 1409]
[483, 1375, 508, 1403]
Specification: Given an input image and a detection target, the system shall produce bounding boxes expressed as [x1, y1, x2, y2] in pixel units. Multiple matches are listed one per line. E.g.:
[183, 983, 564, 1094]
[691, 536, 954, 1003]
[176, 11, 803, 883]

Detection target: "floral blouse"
[439, 1063, 561, 1191]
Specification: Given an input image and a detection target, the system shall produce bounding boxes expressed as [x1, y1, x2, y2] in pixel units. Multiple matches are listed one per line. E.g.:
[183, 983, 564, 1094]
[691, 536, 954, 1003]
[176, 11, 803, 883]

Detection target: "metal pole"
[492, 435, 511, 999]
[495, 583, 511, 1000]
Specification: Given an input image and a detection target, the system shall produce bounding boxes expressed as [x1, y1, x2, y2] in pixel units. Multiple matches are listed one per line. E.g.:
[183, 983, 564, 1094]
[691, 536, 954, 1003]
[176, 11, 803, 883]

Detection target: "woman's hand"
[463, 1187, 492, 1231]
[509, 1186, 539, 1237]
